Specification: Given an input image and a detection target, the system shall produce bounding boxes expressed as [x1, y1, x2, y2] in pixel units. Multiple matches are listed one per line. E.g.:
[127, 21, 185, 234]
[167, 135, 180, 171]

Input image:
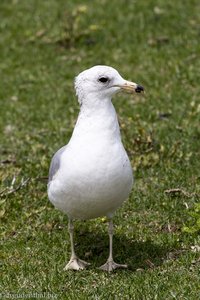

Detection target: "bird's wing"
[48, 145, 67, 183]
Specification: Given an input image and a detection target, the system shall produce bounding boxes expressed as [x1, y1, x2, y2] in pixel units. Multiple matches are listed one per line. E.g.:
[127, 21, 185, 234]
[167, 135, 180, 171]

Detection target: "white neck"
[71, 95, 121, 143]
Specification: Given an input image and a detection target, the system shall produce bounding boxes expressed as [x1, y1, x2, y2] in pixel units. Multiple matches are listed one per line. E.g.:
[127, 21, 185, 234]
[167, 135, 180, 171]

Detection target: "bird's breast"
[48, 140, 133, 219]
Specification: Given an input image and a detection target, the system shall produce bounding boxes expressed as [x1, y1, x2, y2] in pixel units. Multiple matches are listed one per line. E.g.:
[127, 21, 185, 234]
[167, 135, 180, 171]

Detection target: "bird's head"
[75, 65, 144, 105]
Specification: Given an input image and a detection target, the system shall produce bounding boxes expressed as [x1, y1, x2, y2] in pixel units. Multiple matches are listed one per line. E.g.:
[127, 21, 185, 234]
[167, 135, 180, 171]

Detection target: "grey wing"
[48, 145, 67, 183]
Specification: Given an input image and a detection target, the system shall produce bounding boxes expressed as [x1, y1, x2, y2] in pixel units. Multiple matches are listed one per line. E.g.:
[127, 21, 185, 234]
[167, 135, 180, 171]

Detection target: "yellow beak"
[115, 81, 144, 94]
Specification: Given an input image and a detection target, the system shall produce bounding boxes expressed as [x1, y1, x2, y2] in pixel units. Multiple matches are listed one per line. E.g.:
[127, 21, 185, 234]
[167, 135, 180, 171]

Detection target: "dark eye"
[98, 77, 109, 83]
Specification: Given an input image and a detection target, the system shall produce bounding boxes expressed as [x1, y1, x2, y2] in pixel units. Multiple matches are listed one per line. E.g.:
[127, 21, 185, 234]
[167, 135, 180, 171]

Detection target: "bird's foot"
[64, 257, 90, 271]
[99, 260, 128, 272]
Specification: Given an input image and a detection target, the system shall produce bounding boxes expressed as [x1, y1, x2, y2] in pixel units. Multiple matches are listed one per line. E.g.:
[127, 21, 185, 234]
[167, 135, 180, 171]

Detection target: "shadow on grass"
[73, 229, 172, 271]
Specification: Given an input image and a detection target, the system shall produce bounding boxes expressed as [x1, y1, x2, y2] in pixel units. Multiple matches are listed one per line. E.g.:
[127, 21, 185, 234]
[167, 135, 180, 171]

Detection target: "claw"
[99, 260, 128, 272]
[64, 257, 90, 271]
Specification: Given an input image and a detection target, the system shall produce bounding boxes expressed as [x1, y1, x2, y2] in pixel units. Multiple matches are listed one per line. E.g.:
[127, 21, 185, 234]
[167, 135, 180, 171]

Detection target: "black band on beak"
[135, 85, 144, 93]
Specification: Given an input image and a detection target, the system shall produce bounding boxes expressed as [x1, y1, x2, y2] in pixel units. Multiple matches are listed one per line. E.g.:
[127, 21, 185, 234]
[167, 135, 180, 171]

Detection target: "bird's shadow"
[73, 227, 173, 271]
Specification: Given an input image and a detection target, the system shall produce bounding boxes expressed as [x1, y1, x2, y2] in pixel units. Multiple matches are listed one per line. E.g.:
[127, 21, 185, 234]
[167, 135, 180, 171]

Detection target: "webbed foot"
[99, 260, 127, 272]
[64, 257, 90, 271]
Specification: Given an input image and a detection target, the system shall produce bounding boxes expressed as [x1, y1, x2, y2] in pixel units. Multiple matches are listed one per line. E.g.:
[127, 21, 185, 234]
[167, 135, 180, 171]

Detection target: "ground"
[0, 0, 200, 299]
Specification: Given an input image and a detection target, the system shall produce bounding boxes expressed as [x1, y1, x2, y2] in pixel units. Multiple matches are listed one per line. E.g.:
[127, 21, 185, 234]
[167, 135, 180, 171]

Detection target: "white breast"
[48, 100, 133, 219]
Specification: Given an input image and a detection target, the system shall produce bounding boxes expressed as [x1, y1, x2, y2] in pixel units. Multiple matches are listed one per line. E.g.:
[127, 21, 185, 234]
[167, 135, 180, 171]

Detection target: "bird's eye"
[98, 77, 109, 83]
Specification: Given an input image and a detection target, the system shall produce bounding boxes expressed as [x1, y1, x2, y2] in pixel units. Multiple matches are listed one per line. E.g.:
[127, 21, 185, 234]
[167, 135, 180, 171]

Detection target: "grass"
[0, 0, 200, 299]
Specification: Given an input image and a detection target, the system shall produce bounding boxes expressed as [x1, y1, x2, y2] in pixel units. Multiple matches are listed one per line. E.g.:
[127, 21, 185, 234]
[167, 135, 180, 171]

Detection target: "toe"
[64, 258, 90, 271]
[99, 261, 128, 272]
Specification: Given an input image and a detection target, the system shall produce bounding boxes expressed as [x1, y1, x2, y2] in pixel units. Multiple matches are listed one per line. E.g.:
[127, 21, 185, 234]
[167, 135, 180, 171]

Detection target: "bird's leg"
[68, 218, 76, 258]
[64, 219, 90, 271]
[99, 219, 128, 272]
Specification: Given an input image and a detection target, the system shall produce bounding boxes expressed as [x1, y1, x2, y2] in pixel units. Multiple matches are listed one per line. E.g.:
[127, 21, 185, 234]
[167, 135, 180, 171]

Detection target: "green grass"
[0, 0, 200, 299]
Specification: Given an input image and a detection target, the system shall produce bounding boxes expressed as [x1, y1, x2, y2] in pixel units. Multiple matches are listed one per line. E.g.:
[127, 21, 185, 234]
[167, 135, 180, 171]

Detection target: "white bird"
[47, 65, 144, 272]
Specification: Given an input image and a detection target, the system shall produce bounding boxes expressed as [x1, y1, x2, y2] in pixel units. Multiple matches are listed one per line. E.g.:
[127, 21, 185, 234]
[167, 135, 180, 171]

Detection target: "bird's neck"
[71, 97, 121, 142]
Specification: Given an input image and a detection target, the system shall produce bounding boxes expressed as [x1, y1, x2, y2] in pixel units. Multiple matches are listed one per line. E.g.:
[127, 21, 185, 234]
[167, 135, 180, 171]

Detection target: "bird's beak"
[115, 80, 144, 94]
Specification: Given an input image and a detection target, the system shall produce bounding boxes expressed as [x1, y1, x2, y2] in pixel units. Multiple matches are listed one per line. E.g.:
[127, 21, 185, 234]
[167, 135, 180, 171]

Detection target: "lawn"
[0, 0, 200, 299]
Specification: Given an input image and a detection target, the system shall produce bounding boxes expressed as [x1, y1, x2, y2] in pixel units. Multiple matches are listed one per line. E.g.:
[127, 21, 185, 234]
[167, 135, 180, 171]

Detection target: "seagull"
[47, 65, 144, 272]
